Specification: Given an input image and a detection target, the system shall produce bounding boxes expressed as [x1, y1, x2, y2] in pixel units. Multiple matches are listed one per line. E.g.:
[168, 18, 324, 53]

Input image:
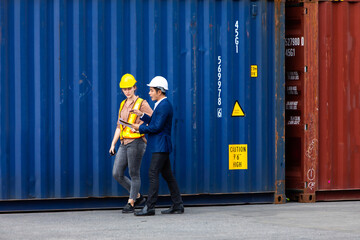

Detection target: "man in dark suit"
[131, 76, 184, 216]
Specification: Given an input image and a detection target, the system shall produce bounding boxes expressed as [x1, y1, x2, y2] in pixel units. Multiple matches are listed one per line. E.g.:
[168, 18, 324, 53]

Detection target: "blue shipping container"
[0, 0, 285, 209]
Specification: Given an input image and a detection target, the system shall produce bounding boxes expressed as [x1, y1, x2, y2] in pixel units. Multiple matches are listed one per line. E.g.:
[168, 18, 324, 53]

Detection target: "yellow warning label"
[231, 101, 245, 117]
[251, 65, 258, 77]
[229, 144, 248, 170]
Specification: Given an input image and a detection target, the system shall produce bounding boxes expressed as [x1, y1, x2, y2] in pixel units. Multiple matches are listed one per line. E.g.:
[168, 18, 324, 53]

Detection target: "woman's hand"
[132, 123, 140, 131]
[130, 109, 143, 116]
[109, 145, 116, 156]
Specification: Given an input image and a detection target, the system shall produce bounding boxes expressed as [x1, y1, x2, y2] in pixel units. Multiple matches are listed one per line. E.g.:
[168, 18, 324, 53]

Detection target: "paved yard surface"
[0, 201, 359, 240]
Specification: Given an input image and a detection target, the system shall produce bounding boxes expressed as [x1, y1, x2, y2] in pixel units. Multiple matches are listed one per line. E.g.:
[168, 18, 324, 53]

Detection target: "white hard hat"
[147, 76, 168, 91]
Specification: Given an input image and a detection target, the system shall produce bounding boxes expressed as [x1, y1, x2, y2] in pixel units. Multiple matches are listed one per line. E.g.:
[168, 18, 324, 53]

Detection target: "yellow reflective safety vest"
[119, 98, 145, 140]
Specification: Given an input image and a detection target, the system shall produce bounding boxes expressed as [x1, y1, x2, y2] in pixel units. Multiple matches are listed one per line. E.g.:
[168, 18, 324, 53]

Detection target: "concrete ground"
[0, 201, 359, 240]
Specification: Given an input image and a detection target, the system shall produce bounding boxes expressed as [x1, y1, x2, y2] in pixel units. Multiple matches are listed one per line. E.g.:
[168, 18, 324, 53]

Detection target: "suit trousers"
[146, 152, 183, 209]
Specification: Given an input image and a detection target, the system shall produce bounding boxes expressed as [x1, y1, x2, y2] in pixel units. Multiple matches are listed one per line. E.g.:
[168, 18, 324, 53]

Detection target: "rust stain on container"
[274, 0, 286, 203]
[285, 2, 319, 202]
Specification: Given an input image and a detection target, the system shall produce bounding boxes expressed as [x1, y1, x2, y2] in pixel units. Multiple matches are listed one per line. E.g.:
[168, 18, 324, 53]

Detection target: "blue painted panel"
[0, 0, 285, 202]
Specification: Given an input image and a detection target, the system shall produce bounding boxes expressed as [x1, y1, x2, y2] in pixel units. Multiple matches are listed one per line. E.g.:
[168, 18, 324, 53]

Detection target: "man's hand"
[130, 109, 143, 116]
[132, 123, 140, 131]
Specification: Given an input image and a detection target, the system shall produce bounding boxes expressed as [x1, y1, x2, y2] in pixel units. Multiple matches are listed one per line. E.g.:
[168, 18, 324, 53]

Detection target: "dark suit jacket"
[139, 98, 173, 153]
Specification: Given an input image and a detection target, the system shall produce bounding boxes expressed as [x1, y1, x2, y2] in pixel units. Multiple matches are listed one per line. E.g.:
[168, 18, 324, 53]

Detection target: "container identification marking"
[285, 48, 296, 57]
[285, 37, 301, 46]
[229, 144, 248, 170]
[251, 65, 257, 77]
[286, 101, 298, 110]
[287, 71, 299, 81]
[231, 100, 245, 117]
[217, 56, 222, 118]
[287, 116, 300, 125]
[235, 20, 239, 53]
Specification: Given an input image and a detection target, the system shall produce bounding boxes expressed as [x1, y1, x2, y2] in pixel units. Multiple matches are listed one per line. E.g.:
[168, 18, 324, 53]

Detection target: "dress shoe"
[122, 203, 134, 213]
[161, 204, 184, 214]
[134, 194, 146, 207]
[134, 205, 155, 216]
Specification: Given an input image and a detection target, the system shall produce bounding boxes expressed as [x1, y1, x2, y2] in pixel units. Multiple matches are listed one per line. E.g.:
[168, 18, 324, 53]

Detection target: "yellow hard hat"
[119, 74, 137, 88]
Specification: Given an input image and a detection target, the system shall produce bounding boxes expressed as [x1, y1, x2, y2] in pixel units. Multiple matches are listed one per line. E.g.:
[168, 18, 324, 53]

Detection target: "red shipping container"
[317, 0, 360, 201]
[285, 0, 360, 202]
[285, 1, 319, 203]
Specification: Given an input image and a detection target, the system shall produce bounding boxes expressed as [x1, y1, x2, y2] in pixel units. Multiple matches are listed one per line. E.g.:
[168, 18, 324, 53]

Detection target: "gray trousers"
[112, 138, 146, 200]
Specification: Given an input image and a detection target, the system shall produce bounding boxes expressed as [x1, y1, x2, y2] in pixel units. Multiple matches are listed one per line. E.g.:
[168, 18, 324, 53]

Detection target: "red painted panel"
[285, 1, 360, 202]
[318, 1, 360, 191]
[285, 6, 306, 191]
[285, 2, 319, 202]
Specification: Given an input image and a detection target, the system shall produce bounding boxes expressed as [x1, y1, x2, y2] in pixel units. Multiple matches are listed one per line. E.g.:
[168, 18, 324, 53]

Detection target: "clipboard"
[118, 118, 133, 128]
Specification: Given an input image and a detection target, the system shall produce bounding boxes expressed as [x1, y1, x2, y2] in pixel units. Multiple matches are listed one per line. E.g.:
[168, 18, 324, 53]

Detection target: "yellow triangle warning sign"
[232, 101, 245, 117]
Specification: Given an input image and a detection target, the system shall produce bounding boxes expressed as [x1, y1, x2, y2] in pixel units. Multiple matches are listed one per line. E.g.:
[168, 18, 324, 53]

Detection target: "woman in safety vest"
[109, 73, 153, 213]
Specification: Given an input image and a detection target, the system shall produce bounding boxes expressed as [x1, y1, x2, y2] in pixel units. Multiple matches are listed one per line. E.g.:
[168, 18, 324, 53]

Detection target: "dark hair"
[154, 87, 166, 96]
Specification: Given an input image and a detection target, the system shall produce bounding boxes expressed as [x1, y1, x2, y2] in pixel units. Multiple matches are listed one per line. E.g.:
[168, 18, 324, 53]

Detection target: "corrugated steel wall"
[285, 0, 360, 202]
[318, 1, 360, 191]
[285, 2, 319, 203]
[0, 0, 284, 202]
